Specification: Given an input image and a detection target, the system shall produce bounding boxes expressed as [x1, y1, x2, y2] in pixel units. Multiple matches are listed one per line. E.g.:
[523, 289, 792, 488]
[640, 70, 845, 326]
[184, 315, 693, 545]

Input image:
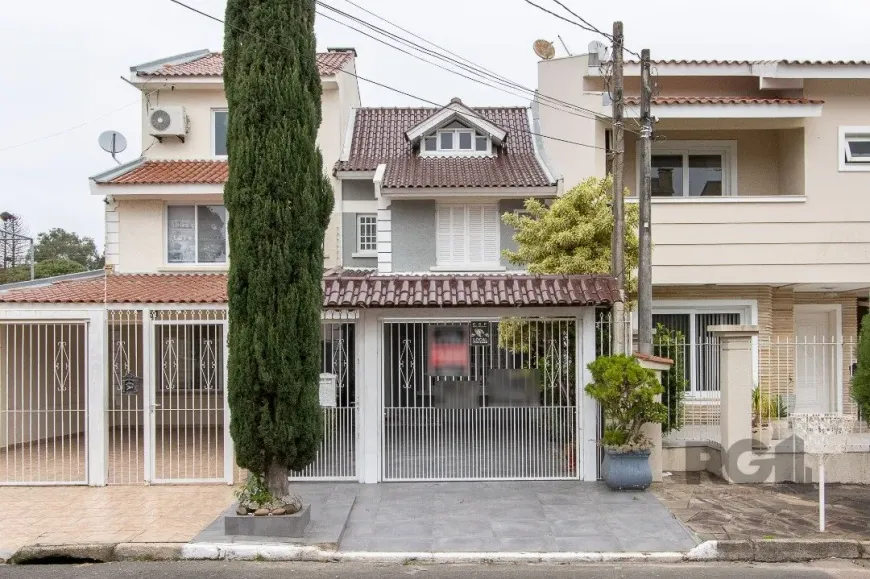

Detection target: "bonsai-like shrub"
[653, 323, 687, 435]
[852, 313, 870, 425]
[585, 354, 668, 452]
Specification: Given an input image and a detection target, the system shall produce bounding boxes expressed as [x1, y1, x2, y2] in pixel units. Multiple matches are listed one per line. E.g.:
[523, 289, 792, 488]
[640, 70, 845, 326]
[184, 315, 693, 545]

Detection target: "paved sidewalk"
[338, 481, 697, 552]
[0, 485, 236, 554]
[653, 472, 870, 541]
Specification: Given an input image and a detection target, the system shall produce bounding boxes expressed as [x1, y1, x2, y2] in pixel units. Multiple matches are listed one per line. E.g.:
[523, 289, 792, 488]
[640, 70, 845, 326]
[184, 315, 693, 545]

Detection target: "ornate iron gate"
[381, 318, 579, 481]
[0, 322, 88, 485]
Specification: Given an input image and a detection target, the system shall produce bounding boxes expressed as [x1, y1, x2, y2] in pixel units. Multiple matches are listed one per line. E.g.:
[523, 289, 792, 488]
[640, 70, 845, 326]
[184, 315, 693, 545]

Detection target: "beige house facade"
[538, 55, 870, 453]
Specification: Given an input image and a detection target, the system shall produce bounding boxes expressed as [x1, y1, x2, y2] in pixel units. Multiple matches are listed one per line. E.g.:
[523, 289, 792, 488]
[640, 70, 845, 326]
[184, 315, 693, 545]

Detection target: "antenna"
[533, 39, 556, 60]
[98, 130, 128, 165]
[557, 35, 572, 56]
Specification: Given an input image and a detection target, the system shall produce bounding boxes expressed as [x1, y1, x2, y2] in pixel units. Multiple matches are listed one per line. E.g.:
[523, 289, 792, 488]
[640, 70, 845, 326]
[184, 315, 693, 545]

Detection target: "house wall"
[388, 199, 525, 272]
[0, 324, 87, 449]
[340, 179, 378, 268]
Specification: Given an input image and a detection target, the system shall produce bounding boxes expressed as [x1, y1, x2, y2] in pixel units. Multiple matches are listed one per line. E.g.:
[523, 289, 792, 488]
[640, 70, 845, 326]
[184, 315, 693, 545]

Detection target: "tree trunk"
[265, 462, 290, 499]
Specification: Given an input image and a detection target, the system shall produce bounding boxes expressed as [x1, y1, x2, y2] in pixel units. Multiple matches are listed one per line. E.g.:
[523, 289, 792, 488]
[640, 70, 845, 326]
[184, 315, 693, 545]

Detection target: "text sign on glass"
[428, 325, 469, 377]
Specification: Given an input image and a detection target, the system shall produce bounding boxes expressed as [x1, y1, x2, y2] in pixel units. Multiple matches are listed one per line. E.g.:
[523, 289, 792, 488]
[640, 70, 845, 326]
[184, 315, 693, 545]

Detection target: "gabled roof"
[93, 159, 228, 185]
[404, 98, 507, 146]
[0, 272, 621, 307]
[131, 49, 354, 78]
[336, 105, 555, 189]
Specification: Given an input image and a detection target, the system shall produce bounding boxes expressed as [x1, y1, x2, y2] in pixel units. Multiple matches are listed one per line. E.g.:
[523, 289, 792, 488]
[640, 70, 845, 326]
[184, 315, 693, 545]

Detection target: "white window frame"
[640, 140, 738, 197]
[421, 128, 493, 157]
[164, 203, 229, 266]
[838, 126, 870, 172]
[355, 214, 377, 256]
[650, 299, 758, 399]
[433, 203, 502, 271]
[211, 108, 228, 159]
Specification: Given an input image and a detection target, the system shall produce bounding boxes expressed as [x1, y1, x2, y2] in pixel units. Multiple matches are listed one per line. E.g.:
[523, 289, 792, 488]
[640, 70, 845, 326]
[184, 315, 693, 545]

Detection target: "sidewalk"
[0, 485, 236, 555]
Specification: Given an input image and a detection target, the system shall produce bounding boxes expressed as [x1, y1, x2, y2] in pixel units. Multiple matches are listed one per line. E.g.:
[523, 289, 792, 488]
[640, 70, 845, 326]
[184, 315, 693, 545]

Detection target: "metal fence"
[0, 322, 88, 485]
[381, 318, 579, 481]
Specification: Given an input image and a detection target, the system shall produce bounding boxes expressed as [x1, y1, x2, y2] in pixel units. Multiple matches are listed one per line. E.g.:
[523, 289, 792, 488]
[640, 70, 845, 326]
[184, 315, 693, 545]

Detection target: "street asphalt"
[2, 562, 870, 579]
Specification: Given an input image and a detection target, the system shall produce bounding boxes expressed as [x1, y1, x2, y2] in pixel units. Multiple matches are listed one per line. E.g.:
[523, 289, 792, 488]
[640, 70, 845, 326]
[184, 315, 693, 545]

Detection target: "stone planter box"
[224, 504, 311, 538]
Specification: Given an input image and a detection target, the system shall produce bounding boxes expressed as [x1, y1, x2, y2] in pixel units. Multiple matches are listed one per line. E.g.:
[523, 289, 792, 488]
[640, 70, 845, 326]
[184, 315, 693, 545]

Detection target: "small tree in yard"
[223, 0, 332, 504]
[853, 313, 870, 426]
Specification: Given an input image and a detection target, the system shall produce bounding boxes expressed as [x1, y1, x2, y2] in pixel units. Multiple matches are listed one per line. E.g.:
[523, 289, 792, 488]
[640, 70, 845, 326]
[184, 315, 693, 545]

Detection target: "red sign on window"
[428, 325, 470, 376]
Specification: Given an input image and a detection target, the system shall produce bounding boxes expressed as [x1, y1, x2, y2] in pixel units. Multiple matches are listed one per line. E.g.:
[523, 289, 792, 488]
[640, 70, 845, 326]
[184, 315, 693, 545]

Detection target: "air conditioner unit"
[148, 106, 189, 141]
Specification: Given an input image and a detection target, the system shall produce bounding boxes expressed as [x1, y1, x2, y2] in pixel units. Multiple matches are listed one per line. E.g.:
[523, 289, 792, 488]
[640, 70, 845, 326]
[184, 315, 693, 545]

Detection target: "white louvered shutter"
[450, 205, 466, 263]
[467, 205, 484, 263]
[436, 204, 453, 265]
[482, 205, 499, 263]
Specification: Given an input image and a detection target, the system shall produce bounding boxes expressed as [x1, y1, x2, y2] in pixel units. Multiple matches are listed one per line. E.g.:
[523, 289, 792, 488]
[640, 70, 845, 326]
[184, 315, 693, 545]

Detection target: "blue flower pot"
[603, 449, 652, 491]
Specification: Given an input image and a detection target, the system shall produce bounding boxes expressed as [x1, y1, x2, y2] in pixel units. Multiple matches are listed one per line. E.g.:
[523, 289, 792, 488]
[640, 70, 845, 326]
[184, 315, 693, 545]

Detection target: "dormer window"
[422, 126, 491, 155]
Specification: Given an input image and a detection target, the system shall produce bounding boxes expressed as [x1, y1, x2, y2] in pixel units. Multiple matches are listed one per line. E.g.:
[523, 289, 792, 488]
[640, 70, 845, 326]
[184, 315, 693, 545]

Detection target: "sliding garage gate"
[381, 318, 579, 481]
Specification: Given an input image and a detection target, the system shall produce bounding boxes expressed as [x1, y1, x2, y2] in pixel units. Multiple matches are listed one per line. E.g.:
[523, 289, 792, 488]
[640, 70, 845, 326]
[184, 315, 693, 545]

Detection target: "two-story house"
[537, 54, 870, 450]
[0, 52, 620, 486]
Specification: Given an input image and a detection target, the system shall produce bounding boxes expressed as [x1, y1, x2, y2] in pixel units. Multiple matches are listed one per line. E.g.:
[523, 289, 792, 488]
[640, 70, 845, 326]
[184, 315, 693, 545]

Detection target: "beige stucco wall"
[113, 60, 361, 273]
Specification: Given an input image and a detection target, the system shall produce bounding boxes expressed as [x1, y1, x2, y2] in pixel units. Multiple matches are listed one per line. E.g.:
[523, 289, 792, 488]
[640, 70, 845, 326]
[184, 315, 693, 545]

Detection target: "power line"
[166, 0, 610, 152]
[318, 1, 617, 127]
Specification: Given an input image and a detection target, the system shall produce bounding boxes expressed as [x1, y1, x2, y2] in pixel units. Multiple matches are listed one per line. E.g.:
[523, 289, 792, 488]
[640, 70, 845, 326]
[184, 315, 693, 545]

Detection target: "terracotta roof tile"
[336, 107, 554, 189]
[625, 59, 870, 66]
[106, 160, 228, 185]
[624, 96, 824, 105]
[137, 51, 353, 77]
[0, 272, 621, 308]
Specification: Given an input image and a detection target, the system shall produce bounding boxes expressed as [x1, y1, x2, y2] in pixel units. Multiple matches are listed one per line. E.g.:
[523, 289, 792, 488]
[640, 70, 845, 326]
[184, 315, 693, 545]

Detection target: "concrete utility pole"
[637, 49, 653, 355]
[610, 21, 626, 355]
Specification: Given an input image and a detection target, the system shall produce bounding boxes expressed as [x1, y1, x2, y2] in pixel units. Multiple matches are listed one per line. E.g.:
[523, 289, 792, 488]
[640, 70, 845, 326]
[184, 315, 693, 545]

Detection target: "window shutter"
[483, 205, 499, 262]
[450, 205, 466, 263]
[436, 205, 453, 264]
[467, 205, 484, 262]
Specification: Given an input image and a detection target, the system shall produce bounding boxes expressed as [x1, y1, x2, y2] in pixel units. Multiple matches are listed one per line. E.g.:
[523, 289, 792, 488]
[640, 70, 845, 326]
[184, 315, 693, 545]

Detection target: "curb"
[5, 543, 185, 565]
[686, 539, 869, 563]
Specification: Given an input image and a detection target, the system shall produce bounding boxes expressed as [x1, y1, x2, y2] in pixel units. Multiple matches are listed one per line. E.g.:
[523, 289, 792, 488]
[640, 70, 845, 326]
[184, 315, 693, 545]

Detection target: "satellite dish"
[533, 39, 556, 60]
[98, 130, 127, 165]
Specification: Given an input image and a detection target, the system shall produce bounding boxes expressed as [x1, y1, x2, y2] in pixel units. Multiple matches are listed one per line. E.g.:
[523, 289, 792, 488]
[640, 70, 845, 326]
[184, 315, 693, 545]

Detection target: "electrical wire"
[546, 0, 643, 60]
[166, 0, 610, 152]
[323, 0, 622, 129]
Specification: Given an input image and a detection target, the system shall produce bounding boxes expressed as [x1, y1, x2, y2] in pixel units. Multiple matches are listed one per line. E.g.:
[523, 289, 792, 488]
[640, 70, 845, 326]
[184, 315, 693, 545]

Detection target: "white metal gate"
[107, 310, 145, 484]
[150, 310, 228, 484]
[0, 321, 88, 485]
[381, 318, 579, 481]
[290, 319, 358, 480]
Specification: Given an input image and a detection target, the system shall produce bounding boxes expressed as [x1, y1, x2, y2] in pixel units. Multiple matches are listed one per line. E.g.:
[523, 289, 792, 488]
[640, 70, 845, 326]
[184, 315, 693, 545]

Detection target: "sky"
[2, 0, 869, 249]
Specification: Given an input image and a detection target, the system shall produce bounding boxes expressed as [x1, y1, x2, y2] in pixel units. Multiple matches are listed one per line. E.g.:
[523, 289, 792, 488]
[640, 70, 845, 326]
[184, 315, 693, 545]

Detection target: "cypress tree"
[853, 314, 870, 425]
[223, 0, 331, 497]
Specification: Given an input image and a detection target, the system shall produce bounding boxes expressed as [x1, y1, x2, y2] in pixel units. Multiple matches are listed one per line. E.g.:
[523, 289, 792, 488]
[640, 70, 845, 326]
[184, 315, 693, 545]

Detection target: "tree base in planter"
[225, 504, 311, 537]
[603, 449, 652, 490]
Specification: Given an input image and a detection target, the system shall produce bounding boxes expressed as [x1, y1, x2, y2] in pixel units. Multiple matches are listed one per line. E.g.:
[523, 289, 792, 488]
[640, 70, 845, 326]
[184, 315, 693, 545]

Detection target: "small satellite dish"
[98, 130, 127, 165]
[533, 39, 556, 60]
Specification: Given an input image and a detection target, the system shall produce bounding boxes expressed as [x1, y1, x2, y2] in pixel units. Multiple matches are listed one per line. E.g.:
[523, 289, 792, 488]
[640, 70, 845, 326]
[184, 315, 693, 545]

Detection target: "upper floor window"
[647, 141, 736, 197]
[357, 214, 377, 253]
[435, 203, 499, 268]
[839, 126, 870, 172]
[212, 110, 228, 157]
[167, 204, 227, 264]
[422, 124, 491, 156]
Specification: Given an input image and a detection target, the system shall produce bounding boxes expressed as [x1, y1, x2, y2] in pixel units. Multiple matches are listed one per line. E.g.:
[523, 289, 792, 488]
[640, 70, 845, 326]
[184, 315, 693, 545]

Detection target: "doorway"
[793, 305, 840, 414]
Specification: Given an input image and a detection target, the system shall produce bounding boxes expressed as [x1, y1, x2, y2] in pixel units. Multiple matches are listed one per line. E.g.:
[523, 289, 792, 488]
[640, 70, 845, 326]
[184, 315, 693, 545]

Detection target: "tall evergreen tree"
[223, 0, 332, 497]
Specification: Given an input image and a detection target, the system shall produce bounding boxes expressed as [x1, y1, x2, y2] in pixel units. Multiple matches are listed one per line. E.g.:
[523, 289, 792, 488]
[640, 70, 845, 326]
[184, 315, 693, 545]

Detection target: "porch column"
[634, 354, 673, 483]
[87, 309, 107, 486]
[358, 311, 380, 483]
[710, 324, 759, 484]
[579, 308, 599, 481]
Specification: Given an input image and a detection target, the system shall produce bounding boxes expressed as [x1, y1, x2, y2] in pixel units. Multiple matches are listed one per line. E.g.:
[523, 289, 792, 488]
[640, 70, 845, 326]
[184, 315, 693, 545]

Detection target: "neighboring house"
[538, 55, 870, 456]
[0, 51, 620, 486]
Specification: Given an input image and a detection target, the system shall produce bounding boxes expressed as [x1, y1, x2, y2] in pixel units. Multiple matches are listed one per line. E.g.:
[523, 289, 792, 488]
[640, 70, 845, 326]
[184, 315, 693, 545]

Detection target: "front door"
[793, 308, 835, 414]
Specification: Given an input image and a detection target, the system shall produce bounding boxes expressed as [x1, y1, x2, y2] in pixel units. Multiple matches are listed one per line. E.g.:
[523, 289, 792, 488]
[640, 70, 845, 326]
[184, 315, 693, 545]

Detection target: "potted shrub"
[752, 386, 777, 449]
[585, 354, 668, 490]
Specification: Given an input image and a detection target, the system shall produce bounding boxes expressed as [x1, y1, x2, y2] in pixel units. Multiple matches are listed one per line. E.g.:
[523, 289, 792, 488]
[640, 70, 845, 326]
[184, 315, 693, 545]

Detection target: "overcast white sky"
[2, 0, 868, 248]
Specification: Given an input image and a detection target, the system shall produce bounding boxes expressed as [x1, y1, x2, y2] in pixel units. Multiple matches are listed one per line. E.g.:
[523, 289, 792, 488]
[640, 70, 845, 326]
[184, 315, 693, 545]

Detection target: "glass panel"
[475, 136, 488, 151]
[847, 139, 870, 160]
[439, 131, 453, 150]
[197, 205, 227, 263]
[423, 136, 437, 151]
[213, 111, 228, 156]
[688, 155, 723, 196]
[167, 206, 196, 263]
[458, 132, 472, 150]
[651, 155, 683, 197]
[358, 215, 377, 252]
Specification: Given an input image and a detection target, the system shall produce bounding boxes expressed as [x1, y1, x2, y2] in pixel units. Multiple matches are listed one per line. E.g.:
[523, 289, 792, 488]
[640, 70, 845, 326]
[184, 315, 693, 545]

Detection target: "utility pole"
[637, 48, 653, 355]
[610, 21, 626, 355]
